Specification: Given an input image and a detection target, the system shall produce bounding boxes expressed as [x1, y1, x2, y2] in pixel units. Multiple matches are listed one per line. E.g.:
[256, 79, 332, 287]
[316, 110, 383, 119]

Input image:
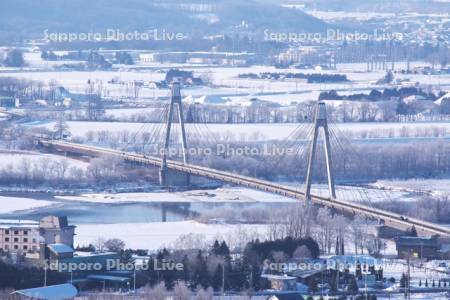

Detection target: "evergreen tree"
[211, 240, 221, 255]
[219, 241, 231, 258]
[348, 277, 359, 294]
[212, 263, 224, 291]
[356, 261, 362, 280]
[192, 250, 209, 288]
[5, 49, 25, 67]
[182, 254, 190, 283]
[400, 273, 408, 288]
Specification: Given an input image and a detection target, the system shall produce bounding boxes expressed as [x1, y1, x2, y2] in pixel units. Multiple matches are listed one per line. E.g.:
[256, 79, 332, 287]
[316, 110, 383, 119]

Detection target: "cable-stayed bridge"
[37, 83, 450, 238]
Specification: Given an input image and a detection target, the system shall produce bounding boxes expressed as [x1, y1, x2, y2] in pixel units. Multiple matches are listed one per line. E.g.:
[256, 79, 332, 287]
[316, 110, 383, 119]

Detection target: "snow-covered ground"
[373, 179, 450, 197]
[55, 187, 297, 204]
[0, 150, 89, 170]
[0, 195, 54, 214]
[294, 184, 416, 203]
[75, 220, 267, 250]
[58, 185, 412, 204]
[2, 61, 450, 106]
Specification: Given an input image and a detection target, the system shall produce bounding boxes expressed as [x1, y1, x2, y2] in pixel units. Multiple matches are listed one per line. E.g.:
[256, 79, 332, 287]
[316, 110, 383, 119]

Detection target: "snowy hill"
[0, 0, 329, 43]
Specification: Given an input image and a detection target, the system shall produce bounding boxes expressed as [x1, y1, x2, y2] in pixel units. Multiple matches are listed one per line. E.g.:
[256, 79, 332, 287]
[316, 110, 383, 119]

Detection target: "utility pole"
[222, 264, 225, 298]
[249, 265, 253, 292]
[304, 101, 336, 236]
[44, 264, 47, 287]
[407, 251, 411, 300]
[160, 82, 189, 186]
[133, 267, 136, 295]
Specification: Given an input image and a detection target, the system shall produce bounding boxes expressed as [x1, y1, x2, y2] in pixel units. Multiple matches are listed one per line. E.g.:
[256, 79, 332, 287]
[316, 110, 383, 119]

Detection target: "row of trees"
[95, 99, 448, 124]
[374, 194, 450, 223]
[76, 128, 450, 182]
[0, 154, 155, 188]
[319, 87, 442, 102]
[266, 204, 380, 256]
[79, 125, 449, 149]
[238, 72, 349, 83]
[194, 140, 450, 182]
[0, 76, 65, 102]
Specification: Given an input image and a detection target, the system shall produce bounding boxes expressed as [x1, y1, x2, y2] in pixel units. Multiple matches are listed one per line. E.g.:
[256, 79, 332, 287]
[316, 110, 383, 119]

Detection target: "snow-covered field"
[75, 220, 267, 250]
[0, 195, 54, 214]
[3, 60, 450, 106]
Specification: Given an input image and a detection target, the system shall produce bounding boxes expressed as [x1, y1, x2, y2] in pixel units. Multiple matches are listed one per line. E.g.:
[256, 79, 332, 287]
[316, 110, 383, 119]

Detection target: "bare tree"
[195, 287, 213, 300]
[173, 281, 191, 300]
[104, 238, 126, 252]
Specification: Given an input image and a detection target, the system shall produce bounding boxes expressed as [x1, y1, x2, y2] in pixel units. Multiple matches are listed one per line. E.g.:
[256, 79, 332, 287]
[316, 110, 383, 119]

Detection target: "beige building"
[0, 220, 41, 253]
[0, 216, 75, 255]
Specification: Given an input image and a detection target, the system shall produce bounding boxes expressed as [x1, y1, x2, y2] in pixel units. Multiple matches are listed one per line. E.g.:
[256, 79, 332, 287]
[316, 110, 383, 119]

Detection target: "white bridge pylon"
[304, 101, 337, 235]
[159, 82, 189, 186]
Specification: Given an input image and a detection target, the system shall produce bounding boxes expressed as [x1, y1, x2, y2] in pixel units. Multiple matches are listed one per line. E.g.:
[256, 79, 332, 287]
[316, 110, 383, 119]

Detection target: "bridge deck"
[39, 139, 450, 238]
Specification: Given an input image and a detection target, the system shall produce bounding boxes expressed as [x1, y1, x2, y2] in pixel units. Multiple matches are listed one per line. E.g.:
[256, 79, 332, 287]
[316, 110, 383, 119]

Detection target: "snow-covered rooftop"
[0, 219, 39, 229]
[48, 243, 74, 254]
[13, 283, 78, 300]
[435, 92, 450, 105]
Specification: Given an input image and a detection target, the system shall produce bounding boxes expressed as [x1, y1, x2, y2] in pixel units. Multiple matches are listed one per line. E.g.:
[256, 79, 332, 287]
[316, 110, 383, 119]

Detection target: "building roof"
[48, 243, 74, 254]
[39, 216, 74, 229]
[439, 244, 450, 253]
[0, 219, 39, 229]
[87, 274, 131, 282]
[396, 236, 439, 247]
[13, 283, 77, 300]
[289, 269, 324, 279]
[435, 92, 450, 105]
[267, 293, 304, 300]
[261, 274, 297, 281]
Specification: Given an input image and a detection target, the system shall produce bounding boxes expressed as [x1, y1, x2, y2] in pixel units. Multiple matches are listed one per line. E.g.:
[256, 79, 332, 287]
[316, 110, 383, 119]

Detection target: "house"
[47, 243, 74, 260]
[395, 236, 441, 259]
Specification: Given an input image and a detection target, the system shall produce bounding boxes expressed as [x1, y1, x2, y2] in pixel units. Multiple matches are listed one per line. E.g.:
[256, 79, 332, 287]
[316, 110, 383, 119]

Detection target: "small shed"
[396, 236, 440, 259]
[47, 243, 74, 260]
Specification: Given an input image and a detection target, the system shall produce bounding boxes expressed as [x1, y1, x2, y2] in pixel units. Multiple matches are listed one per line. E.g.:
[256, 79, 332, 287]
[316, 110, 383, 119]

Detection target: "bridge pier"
[159, 167, 190, 187]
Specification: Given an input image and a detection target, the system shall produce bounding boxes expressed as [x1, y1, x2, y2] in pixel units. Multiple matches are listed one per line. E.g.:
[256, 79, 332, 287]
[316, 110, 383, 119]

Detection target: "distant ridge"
[0, 0, 329, 43]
